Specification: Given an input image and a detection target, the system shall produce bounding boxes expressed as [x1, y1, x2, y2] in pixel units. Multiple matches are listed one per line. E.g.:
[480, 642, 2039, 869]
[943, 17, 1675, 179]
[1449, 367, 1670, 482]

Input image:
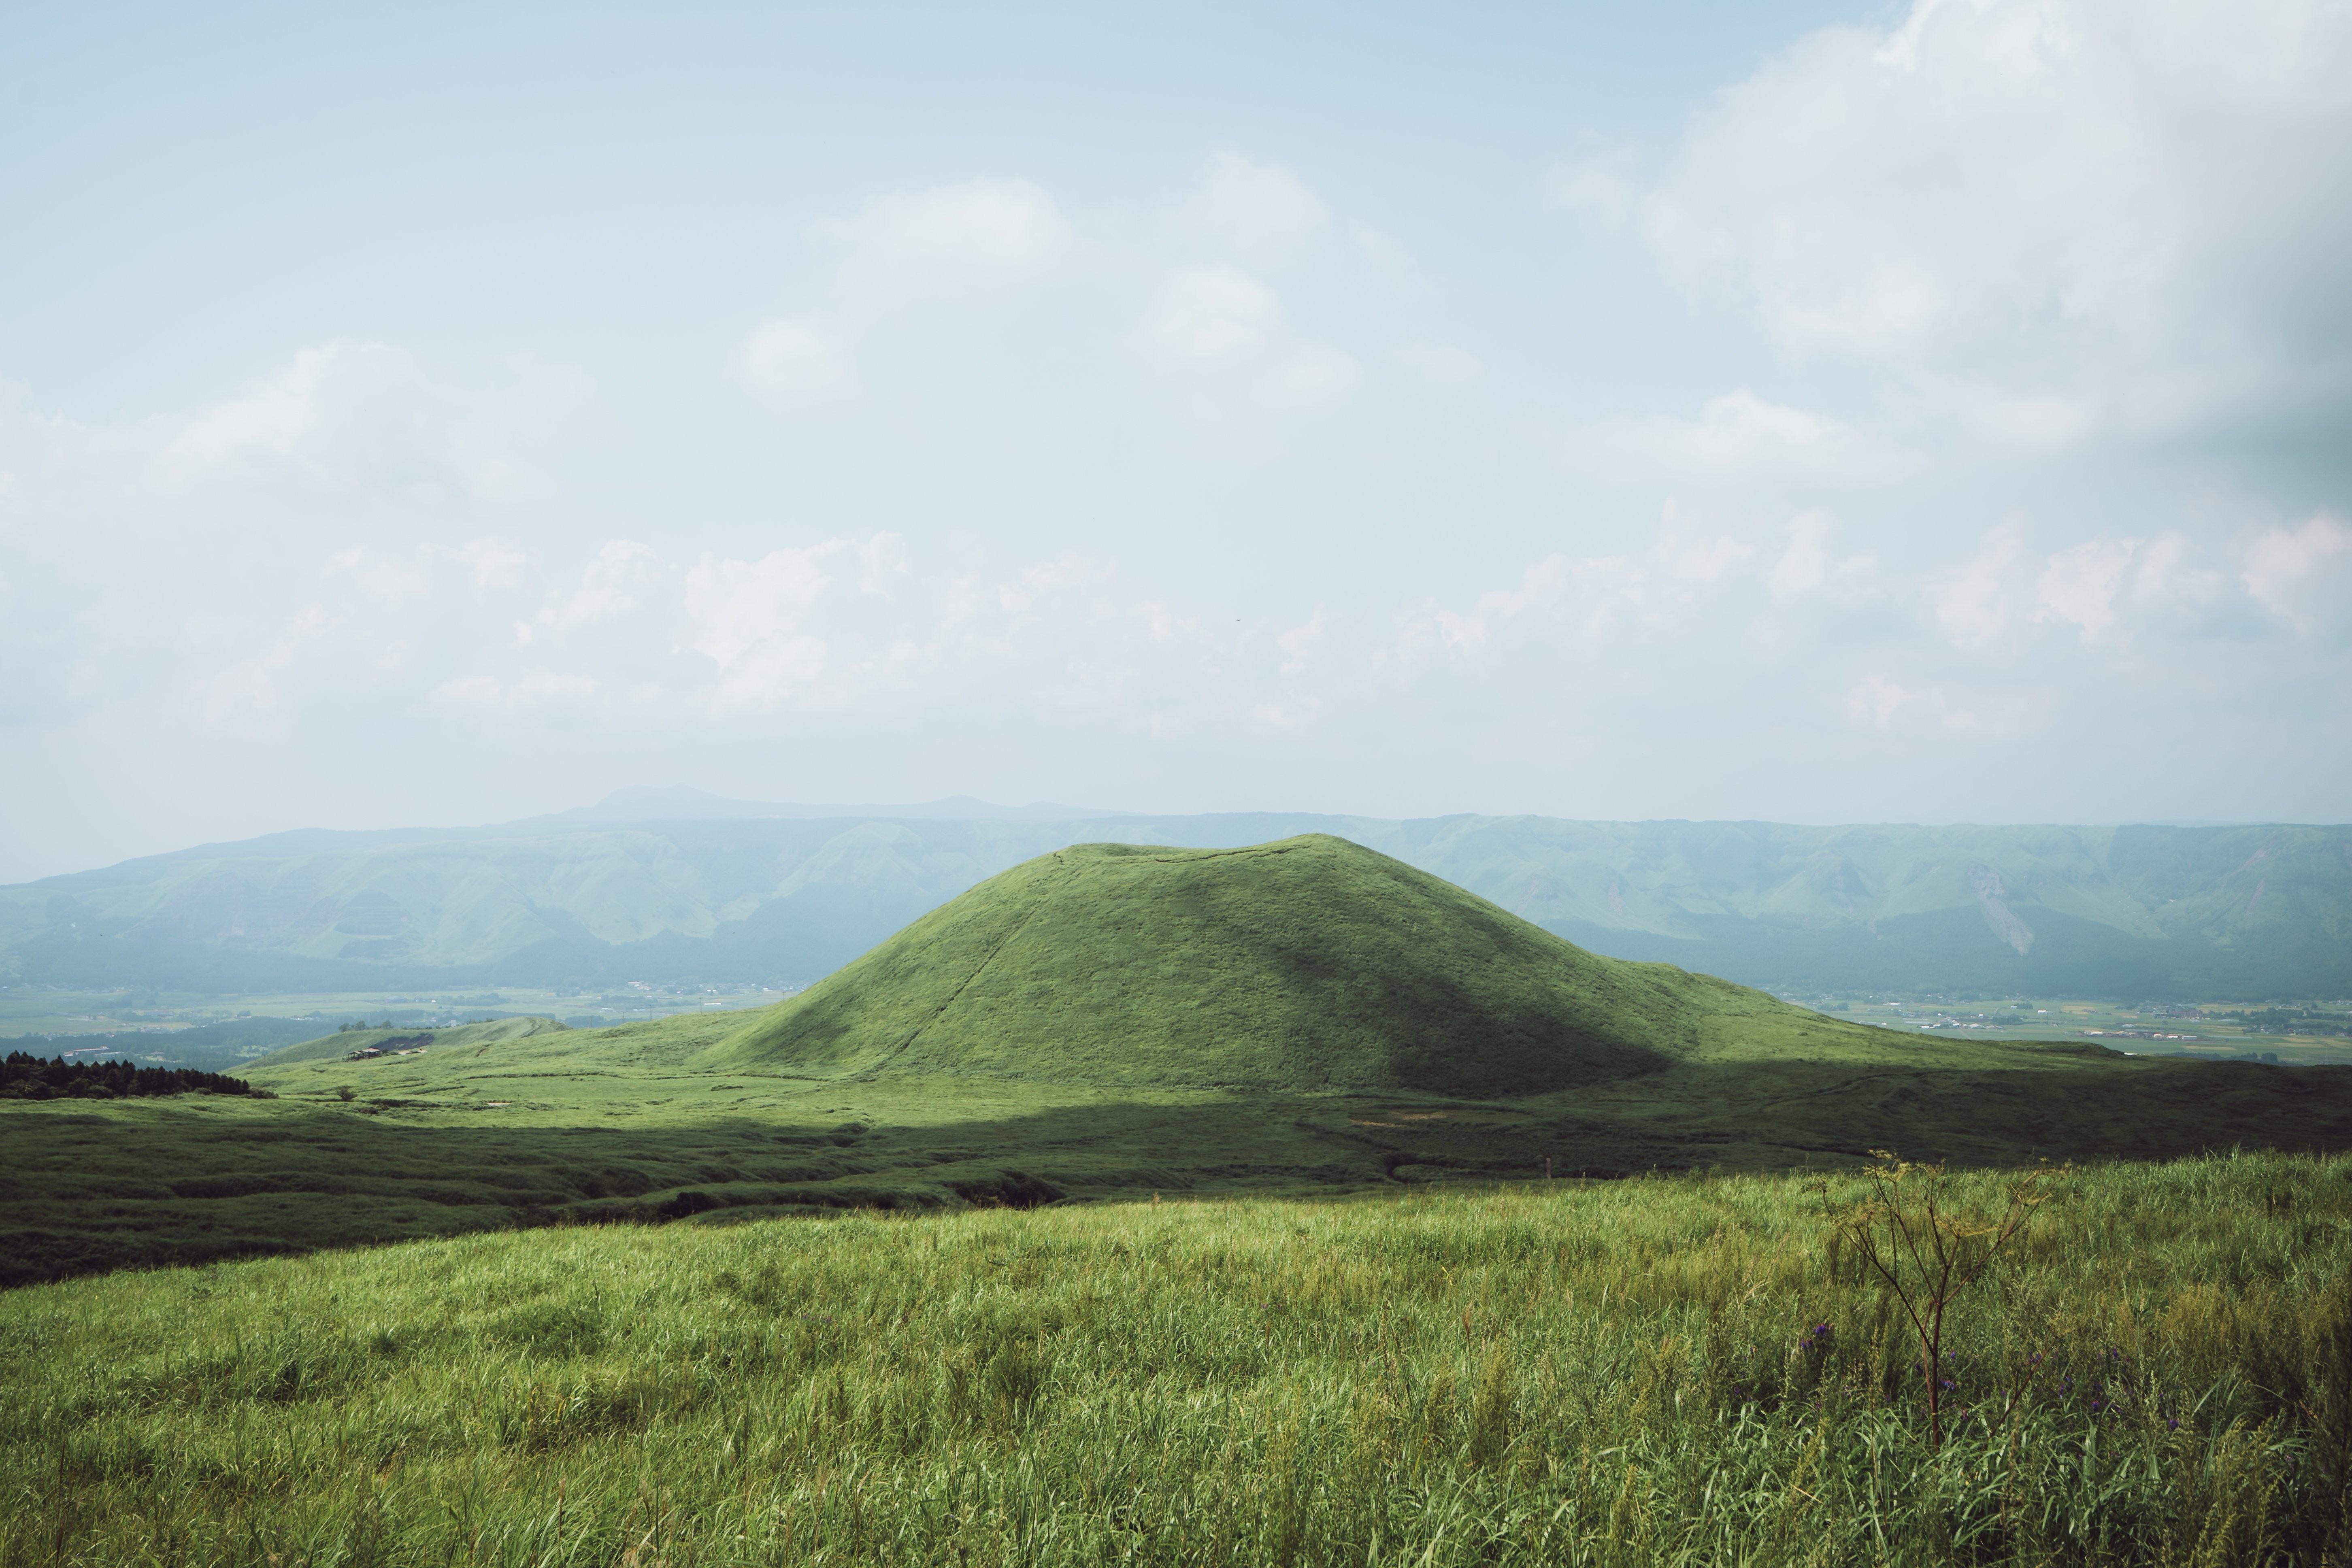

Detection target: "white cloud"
[319, 536, 529, 608]
[738, 177, 1076, 412]
[1925, 520, 2299, 655]
[1253, 697, 1320, 730]
[1835, 675, 2050, 742]
[1549, 149, 1639, 232]
[1137, 600, 1200, 645]
[1768, 511, 1879, 600]
[735, 315, 863, 409]
[1639, 0, 2352, 448]
[1396, 343, 1484, 386]
[2122, 532, 2228, 626]
[1929, 521, 2038, 651]
[678, 534, 914, 714]
[1182, 151, 1330, 269]
[1419, 509, 1756, 652]
[1845, 672, 1917, 730]
[1350, 224, 1415, 282]
[1126, 264, 1360, 419]
[431, 670, 601, 708]
[820, 177, 1075, 308]
[431, 537, 528, 596]
[1276, 611, 1327, 674]
[199, 605, 330, 719]
[736, 161, 1381, 426]
[516, 540, 664, 645]
[321, 544, 432, 605]
[2035, 536, 2144, 645]
[1560, 389, 1901, 484]
[2242, 514, 2352, 637]
[998, 553, 1108, 621]
[148, 340, 585, 502]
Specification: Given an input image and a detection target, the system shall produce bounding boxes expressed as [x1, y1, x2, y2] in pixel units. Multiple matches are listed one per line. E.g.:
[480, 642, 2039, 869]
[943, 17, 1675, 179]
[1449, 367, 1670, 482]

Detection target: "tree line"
[0, 1052, 258, 1100]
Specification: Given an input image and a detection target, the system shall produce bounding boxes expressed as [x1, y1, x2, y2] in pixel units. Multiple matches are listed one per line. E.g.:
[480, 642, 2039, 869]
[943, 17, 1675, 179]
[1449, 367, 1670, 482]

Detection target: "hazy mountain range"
[2, 790, 2343, 1000]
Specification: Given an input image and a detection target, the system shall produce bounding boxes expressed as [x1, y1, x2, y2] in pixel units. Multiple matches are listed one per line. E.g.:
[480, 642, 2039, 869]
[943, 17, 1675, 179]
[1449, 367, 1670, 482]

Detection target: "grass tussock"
[4, 1151, 2350, 1567]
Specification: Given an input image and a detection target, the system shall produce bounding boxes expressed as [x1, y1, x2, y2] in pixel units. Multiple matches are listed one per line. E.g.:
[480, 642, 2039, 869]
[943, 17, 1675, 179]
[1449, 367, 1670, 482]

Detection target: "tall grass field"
[5, 1152, 2348, 1567]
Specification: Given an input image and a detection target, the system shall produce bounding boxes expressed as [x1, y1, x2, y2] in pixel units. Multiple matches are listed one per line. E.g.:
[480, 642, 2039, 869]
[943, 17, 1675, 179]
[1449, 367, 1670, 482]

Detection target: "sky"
[2, 0, 2348, 883]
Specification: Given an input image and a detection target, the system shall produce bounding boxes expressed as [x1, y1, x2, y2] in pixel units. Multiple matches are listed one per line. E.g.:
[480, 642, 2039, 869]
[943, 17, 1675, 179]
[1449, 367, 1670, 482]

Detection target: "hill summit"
[693, 834, 1815, 1096]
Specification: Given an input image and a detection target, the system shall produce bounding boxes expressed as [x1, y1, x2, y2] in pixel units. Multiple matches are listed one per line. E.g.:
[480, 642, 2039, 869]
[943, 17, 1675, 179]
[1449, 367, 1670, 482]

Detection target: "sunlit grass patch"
[5, 1149, 2349, 1566]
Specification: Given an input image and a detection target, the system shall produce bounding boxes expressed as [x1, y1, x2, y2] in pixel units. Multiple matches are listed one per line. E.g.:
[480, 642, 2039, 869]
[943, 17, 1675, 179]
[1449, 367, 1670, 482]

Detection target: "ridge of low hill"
[691, 836, 1877, 1097]
[245, 1015, 572, 1069]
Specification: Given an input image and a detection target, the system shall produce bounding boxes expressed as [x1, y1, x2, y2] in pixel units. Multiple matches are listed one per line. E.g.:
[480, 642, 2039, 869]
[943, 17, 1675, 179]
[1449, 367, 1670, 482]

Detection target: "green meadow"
[5, 1152, 2348, 1567]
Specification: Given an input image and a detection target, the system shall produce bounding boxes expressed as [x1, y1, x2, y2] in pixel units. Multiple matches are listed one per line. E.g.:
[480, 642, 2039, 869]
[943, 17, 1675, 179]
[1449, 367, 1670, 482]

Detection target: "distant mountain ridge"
[539, 786, 1129, 825]
[1, 792, 2344, 999]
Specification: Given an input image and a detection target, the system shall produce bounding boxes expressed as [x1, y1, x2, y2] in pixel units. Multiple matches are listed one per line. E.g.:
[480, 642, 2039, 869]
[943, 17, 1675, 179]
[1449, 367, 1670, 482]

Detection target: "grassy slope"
[692, 836, 1876, 1095]
[6, 1153, 2348, 1567]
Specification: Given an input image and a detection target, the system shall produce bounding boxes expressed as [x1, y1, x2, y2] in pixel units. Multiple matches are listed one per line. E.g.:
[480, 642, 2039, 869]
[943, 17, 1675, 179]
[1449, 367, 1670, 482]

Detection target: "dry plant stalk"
[1821, 1150, 2068, 1449]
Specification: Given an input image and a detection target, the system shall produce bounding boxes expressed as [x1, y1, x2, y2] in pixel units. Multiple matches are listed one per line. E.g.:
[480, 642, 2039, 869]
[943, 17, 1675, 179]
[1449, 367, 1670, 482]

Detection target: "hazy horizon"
[9, 783, 2339, 888]
[4, 0, 2347, 885]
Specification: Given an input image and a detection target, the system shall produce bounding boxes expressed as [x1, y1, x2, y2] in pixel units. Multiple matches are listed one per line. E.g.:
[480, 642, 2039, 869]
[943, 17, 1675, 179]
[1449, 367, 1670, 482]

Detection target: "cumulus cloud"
[678, 534, 915, 713]
[1929, 521, 2039, 652]
[821, 177, 1075, 308]
[2242, 513, 2352, 637]
[1639, 0, 2352, 450]
[1845, 672, 1917, 730]
[1277, 611, 1327, 674]
[1182, 151, 1330, 269]
[735, 314, 864, 409]
[1410, 508, 2339, 736]
[1416, 509, 1756, 652]
[1125, 264, 1360, 420]
[516, 540, 664, 645]
[1560, 389, 1903, 484]
[996, 552, 1111, 624]
[2035, 536, 2146, 645]
[1550, 149, 1640, 233]
[147, 341, 586, 502]
[319, 536, 530, 607]
[321, 544, 433, 605]
[737, 160, 1369, 426]
[199, 606, 331, 719]
[1396, 343, 1484, 385]
[737, 178, 1075, 410]
[431, 670, 602, 708]
[1921, 520, 2318, 653]
[1768, 511, 1880, 600]
[432, 537, 528, 596]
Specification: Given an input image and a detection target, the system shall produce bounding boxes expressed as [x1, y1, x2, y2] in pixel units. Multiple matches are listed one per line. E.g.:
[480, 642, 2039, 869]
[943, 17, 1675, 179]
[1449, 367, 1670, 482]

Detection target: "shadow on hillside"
[1583, 1055, 2352, 1169]
[5, 1054, 2348, 1287]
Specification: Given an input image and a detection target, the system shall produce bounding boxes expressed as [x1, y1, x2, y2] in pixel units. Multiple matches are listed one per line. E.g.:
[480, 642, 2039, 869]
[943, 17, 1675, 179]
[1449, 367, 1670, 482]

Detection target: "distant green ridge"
[693, 835, 1839, 1096]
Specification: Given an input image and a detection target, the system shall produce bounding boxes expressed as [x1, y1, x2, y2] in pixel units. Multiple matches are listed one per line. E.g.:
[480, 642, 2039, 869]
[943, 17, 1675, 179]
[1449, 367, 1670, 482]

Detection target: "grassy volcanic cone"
[693, 834, 1801, 1095]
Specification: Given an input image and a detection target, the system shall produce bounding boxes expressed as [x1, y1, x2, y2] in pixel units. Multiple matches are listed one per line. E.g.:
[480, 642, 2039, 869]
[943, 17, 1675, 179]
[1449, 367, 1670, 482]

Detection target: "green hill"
[695, 836, 1911, 1095]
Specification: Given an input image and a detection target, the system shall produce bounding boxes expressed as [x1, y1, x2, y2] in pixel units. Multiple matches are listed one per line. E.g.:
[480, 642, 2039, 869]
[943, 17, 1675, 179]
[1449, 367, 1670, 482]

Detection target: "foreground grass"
[4, 1153, 2350, 1567]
